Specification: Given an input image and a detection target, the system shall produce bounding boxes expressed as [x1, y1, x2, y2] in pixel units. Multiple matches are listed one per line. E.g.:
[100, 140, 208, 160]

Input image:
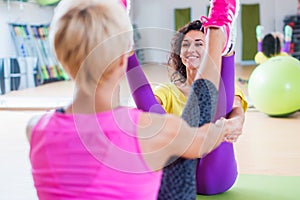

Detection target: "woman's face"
[180, 30, 206, 70]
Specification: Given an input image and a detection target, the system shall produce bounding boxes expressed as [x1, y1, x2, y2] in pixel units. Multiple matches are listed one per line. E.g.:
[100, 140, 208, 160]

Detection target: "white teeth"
[186, 56, 198, 59]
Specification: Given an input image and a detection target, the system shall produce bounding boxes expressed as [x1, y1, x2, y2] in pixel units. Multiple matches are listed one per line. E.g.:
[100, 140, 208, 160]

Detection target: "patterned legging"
[158, 79, 218, 200]
[126, 53, 235, 200]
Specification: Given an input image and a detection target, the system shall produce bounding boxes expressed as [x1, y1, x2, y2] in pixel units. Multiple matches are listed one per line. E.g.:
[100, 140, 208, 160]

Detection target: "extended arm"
[138, 112, 241, 172]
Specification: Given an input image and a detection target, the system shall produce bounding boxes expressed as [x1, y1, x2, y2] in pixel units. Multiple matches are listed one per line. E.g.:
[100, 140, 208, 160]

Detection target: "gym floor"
[0, 63, 299, 199]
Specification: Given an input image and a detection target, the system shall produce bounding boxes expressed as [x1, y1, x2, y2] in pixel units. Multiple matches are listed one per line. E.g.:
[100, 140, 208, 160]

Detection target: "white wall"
[131, 0, 209, 64]
[0, 1, 54, 58]
[236, 0, 298, 64]
[131, 0, 298, 64]
[0, 0, 298, 63]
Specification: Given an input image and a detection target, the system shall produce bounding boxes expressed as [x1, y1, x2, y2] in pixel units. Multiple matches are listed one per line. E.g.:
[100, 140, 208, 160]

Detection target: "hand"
[199, 117, 242, 157]
[225, 95, 246, 141]
[198, 96, 245, 156]
[219, 116, 243, 143]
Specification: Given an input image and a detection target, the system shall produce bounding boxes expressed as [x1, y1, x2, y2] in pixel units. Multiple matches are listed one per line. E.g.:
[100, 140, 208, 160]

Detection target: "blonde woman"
[26, 0, 241, 199]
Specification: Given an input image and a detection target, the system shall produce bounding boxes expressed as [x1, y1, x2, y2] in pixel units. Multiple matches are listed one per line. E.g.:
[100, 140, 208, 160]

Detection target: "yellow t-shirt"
[234, 84, 248, 112]
[154, 83, 187, 116]
[254, 52, 289, 65]
[154, 83, 248, 116]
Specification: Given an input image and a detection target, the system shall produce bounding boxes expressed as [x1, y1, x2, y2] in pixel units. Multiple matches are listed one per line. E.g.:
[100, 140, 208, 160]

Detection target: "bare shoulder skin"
[26, 115, 43, 142]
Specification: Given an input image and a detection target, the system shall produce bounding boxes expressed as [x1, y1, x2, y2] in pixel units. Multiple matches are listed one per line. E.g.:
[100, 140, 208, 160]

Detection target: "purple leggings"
[196, 55, 236, 195]
[126, 53, 236, 198]
[258, 41, 291, 53]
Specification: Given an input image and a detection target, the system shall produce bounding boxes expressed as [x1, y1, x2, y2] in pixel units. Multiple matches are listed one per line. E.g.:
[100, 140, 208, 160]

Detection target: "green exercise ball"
[248, 56, 300, 117]
[35, 0, 60, 6]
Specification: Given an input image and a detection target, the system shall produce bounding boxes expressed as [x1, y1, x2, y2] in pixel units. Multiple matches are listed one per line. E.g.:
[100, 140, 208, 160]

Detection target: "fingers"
[215, 117, 226, 127]
[218, 117, 242, 143]
[223, 129, 242, 143]
[224, 134, 240, 143]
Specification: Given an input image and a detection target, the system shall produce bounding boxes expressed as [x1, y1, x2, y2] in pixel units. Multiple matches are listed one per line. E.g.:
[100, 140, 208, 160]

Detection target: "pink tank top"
[30, 107, 162, 200]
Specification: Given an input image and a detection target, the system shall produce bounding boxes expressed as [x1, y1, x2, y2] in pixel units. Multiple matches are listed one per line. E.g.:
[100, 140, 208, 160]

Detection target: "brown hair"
[262, 33, 281, 58]
[168, 20, 204, 83]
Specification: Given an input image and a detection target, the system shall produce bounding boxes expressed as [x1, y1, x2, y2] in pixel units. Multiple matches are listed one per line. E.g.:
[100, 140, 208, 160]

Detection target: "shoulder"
[255, 52, 268, 64]
[153, 83, 175, 107]
[26, 114, 44, 143]
[154, 82, 184, 99]
[234, 84, 248, 111]
[279, 52, 289, 56]
[154, 82, 173, 93]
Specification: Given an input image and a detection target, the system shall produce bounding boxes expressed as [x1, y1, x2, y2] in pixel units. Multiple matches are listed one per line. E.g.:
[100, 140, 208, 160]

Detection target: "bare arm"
[195, 28, 225, 88]
[138, 112, 241, 171]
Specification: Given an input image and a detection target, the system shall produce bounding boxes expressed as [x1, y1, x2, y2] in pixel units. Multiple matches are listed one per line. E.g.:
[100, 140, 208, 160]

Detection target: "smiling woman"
[153, 18, 248, 198]
[154, 20, 247, 113]
[180, 30, 206, 80]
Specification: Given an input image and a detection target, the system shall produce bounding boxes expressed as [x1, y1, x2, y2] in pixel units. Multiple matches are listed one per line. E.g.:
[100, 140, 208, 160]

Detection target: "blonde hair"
[50, 0, 133, 91]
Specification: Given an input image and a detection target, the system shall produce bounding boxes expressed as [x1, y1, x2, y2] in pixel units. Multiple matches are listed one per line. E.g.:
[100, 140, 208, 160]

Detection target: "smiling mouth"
[185, 56, 199, 59]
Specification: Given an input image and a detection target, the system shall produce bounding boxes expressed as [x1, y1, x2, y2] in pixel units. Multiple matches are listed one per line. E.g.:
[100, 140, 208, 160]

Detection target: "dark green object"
[35, 0, 60, 6]
[3, 0, 28, 2]
[241, 4, 260, 61]
[174, 8, 191, 31]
